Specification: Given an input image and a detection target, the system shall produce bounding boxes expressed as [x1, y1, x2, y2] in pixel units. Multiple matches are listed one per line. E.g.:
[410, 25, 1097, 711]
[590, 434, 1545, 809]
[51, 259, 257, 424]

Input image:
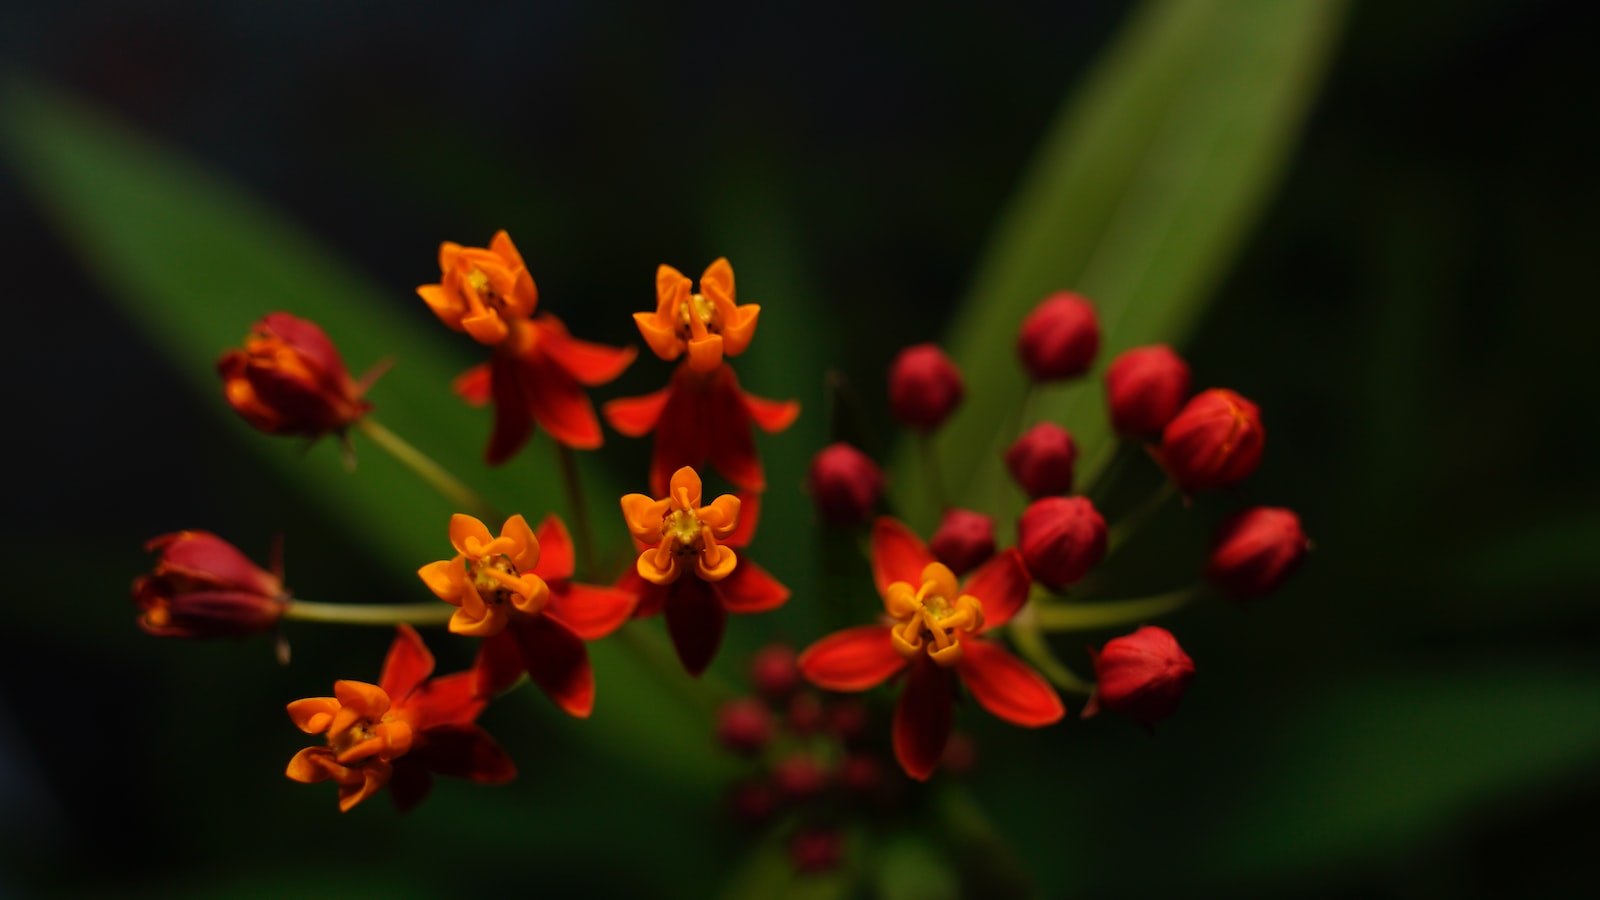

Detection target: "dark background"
[3, 0, 1599, 897]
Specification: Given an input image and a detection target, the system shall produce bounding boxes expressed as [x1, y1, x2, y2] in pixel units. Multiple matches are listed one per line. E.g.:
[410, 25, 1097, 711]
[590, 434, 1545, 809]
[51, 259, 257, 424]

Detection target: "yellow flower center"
[885, 563, 985, 667]
[467, 267, 505, 312]
[675, 292, 721, 342]
[466, 552, 544, 615]
[621, 468, 741, 585]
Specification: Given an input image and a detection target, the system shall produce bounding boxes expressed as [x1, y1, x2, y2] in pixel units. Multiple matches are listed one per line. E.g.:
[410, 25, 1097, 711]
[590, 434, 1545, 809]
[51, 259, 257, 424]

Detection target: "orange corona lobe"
[621, 466, 742, 585]
[418, 514, 550, 638]
[217, 312, 374, 437]
[417, 230, 539, 346]
[634, 258, 761, 373]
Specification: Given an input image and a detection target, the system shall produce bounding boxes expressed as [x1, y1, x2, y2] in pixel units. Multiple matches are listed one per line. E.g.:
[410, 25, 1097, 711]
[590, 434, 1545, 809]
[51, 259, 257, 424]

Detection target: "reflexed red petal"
[715, 560, 789, 613]
[617, 568, 665, 619]
[602, 387, 671, 437]
[485, 347, 535, 465]
[472, 630, 525, 698]
[453, 363, 493, 407]
[649, 367, 714, 496]
[400, 671, 485, 728]
[963, 549, 1032, 630]
[798, 625, 904, 691]
[536, 315, 637, 386]
[871, 518, 935, 598]
[707, 366, 765, 492]
[664, 577, 727, 677]
[387, 760, 434, 815]
[545, 582, 638, 640]
[742, 390, 800, 434]
[522, 343, 603, 449]
[411, 724, 518, 784]
[893, 660, 954, 782]
[533, 515, 575, 581]
[378, 624, 435, 701]
[511, 617, 595, 718]
[724, 492, 760, 548]
[956, 639, 1065, 727]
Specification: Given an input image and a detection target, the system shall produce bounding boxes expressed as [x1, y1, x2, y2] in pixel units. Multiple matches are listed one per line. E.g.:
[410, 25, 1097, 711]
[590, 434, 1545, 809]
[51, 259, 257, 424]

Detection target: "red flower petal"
[532, 515, 575, 581]
[472, 630, 525, 698]
[616, 568, 664, 619]
[545, 582, 638, 640]
[742, 389, 801, 433]
[387, 760, 434, 815]
[453, 363, 493, 407]
[148, 531, 279, 597]
[511, 616, 596, 718]
[400, 671, 486, 729]
[871, 517, 934, 598]
[378, 623, 435, 701]
[715, 559, 789, 613]
[664, 576, 727, 677]
[956, 638, 1065, 727]
[963, 549, 1032, 630]
[724, 491, 760, 548]
[602, 387, 671, 437]
[536, 315, 637, 387]
[410, 723, 518, 784]
[706, 366, 765, 493]
[893, 659, 954, 782]
[522, 343, 603, 450]
[485, 348, 536, 465]
[798, 625, 905, 691]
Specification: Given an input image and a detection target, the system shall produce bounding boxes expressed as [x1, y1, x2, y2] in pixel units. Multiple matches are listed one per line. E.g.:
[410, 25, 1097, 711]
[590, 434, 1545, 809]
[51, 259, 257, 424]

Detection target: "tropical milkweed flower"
[799, 518, 1064, 781]
[1158, 388, 1265, 492]
[133, 530, 287, 639]
[285, 624, 515, 812]
[619, 466, 789, 675]
[421, 230, 636, 461]
[633, 259, 761, 374]
[218, 312, 375, 438]
[417, 513, 636, 717]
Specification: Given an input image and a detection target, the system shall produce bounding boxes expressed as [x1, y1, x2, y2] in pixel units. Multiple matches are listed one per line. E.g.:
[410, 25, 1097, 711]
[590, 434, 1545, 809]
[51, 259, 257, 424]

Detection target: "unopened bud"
[888, 343, 964, 432]
[1017, 496, 1107, 589]
[1159, 388, 1264, 492]
[1005, 422, 1078, 498]
[1087, 625, 1194, 727]
[1206, 507, 1308, 600]
[806, 443, 883, 526]
[930, 509, 996, 576]
[1018, 291, 1100, 382]
[1105, 345, 1190, 439]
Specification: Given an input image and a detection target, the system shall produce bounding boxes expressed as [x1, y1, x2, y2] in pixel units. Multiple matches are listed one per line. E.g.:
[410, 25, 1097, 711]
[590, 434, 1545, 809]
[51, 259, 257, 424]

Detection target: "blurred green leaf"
[891, 0, 1347, 531]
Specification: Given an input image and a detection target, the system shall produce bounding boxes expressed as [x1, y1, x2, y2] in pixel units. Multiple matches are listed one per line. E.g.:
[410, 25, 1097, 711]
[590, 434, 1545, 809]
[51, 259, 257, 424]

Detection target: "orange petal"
[338, 761, 392, 812]
[418, 559, 466, 605]
[620, 494, 669, 542]
[378, 624, 435, 702]
[545, 582, 638, 640]
[489, 230, 524, 270]
[656, 264, 691, 307]
[963, 549, 1031, 631]
[893, 660, 953, 782]
[957, 639, 1065, 727]
[699, 257, 734, 303]
[695, 543, 738, 582]
[685, 334, 724, 373]
[798, 625, 904, 692]
[285, 746, 338, 784]
[417, 284, 460, 326]
[499, 514, 540, 573]
[667, 466, 704, 509]
[461, 311, 510, 346]
[449, 514, 494, 557]
[871, 517, 935, 600]
[332, 680, 390, 719]
[286, 697, 340, 734]
[633, 311, 684, 362]
[699, 494, 741, 539]
[438, 241, 464, 273]
[719, 304, 760, 358]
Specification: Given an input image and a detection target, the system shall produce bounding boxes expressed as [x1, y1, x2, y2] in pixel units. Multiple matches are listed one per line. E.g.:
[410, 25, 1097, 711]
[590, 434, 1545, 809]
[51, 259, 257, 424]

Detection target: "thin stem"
[555, 443, 602, 582]
[1033, 586, 1197, 632]
[1008, 604, 1096, 695]
[918, 433, 949, 512]
[354, 417, 501, 522]
[283, 599, 454, 626]
[1081, 439, 1132, 504]
[1106, 479, 1178, 554]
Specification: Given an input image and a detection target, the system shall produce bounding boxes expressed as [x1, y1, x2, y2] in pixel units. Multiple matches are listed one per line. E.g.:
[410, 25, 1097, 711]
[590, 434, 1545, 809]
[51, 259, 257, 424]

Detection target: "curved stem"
[353, 417, 501, 522]
[1106, 479, 1178, 553]
[1081, 439, 1132, 504]
[555, 443, 601, 581]
[1033, 586, 1197, 632]
[1007, 604, 1096, 695]
[283, 599, 454, 626]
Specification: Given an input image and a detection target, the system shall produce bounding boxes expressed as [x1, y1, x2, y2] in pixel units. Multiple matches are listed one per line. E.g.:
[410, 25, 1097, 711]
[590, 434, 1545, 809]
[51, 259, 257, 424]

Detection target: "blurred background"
[3, 0, 1598, 897]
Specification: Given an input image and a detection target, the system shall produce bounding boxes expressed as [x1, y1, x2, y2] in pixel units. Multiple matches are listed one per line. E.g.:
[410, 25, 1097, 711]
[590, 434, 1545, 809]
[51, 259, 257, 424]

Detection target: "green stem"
[555, 443, 602, 581]
[1007, 603, 1097, 695]
[1106, 479, 1178, 553]
[283, 599, 454, 626]
[354, 417, 501, 522]
[1033, 586, 1197, 632]
[918, 433, 949, 512]
[1081, 438, 1132, 503]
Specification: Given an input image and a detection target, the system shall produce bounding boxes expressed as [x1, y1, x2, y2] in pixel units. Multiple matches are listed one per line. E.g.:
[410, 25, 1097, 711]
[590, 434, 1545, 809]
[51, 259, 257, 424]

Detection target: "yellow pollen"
[467, 268, 501, 309]
[469, 555, 518, 603]
[664, 509, 703, 552]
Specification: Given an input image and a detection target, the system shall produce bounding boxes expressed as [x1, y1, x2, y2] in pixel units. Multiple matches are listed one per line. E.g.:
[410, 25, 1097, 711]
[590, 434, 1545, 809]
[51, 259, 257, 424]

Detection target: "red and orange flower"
[417, 513, 637, 717]
[799, 518, 1064, 781]
[133, 530, 287, 639]
[218, 312, 376, 438]
[619, 466, 789, 676]
[419, 230, 635, 462]
[285, 624, 515, 812]
[633, 259, 761, 374]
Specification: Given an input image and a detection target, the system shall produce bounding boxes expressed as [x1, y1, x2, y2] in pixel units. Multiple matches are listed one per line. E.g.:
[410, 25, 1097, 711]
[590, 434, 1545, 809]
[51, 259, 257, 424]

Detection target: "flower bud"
[1105, 345, 1191, 439]
[826, 699, 869, 745]
[940, 731, 978, 776]
[727, 779, 778, 825]
[838, 753, 883, 794]
[773, 753, 829, 800]
[1087, 625, 1194, 727]
[1005, 422, 1078, 498]
[888, 343, 964, 432]
[786, 692, 826, 736]
[805, 443, 883, 526]
[1206, 507, 1308, 600]
[716, 698, 775, 756]
[133, 531, 287, 638]
[930, 509, 996, 576]
[789, 829, 844, 874]
[750, 644, 800, 700]
[1017, 496, 1107, 589]
[217, 313, 373, 437]
[1159, 388, 1264, 492]
[1017, 291, 1100, 382]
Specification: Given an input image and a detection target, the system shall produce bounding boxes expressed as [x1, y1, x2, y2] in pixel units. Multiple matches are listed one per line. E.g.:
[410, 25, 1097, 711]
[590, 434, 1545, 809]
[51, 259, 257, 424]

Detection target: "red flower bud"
[940, 731, 978, 776]
[1206, 507, 1308, 600]
[1017, 291, 1100, 382]
[1005, 422, 1078, 498]
[806, 443, 883, 526]
[132, 531, 287, 638]
[1087, 625, 1194, 727]
[773, 753, 829, 800]
[1158, 388, 1265, 492]
[1105, 345, 1191, 439]
[826, 699, 869, 745]
[929, 509, 996, 576]
[727, 779, 778, 825]
[217, 312, 374, 437]
[716, 698, 775, 755]
[1017, 496, 1107, 589]
[786, 692, 826, 736]
[838, 752, 883, 793]
[888, 343, 964, 431]
[789, 829, 844, 874]
[750, 644, 800, 700]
